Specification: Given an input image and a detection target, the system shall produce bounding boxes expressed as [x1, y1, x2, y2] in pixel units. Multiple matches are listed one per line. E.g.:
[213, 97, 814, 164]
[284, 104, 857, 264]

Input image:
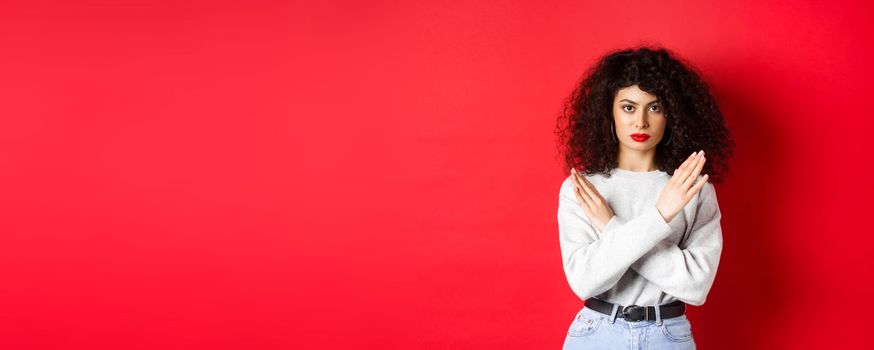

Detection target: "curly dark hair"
[555, 46, 734, 184]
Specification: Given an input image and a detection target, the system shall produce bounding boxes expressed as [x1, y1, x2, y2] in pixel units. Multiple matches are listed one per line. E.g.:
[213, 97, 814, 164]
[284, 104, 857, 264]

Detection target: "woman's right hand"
[655, 150, 709, 223]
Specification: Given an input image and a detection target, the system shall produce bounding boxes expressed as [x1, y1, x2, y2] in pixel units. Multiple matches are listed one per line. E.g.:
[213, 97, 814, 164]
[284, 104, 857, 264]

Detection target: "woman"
[555, 47, 734, 349]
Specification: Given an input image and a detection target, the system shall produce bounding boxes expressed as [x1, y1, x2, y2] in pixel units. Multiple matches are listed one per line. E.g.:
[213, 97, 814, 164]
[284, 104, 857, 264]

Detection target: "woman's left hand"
[570, 168, 615, 233]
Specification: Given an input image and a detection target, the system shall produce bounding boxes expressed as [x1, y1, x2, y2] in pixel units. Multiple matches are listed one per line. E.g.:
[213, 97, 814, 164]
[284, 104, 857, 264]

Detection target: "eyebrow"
[620, 99, 659, 105]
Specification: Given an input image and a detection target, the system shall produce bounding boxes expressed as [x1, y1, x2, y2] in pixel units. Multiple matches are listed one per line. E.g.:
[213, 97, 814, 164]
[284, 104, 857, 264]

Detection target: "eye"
[650, 105, 661, 112]
[622, 105, 634, 112]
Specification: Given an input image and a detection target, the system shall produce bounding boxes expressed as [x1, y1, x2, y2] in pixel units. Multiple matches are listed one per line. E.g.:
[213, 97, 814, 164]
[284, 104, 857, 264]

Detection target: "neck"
[617, 146, 658, 172]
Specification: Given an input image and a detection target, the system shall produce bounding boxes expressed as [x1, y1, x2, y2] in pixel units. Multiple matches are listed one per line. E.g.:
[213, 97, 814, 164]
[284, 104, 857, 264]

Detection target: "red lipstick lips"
[630, 133, 650, 142]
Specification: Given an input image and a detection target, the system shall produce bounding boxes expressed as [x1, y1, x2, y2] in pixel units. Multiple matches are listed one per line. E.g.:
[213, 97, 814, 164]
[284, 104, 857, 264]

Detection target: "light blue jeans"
[562, 303, 696, 349]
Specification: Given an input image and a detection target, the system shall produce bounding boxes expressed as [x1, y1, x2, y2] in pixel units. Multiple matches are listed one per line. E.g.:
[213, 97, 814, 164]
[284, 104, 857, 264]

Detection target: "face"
[612, 85, 667, 152]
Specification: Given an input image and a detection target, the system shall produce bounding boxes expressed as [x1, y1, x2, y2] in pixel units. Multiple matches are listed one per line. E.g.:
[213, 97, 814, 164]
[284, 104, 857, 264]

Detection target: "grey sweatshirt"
[557, 167, 723, 307]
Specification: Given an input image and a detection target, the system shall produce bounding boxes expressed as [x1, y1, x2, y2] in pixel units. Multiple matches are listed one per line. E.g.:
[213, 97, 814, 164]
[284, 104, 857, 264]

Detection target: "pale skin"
[570, 85, 709, 230]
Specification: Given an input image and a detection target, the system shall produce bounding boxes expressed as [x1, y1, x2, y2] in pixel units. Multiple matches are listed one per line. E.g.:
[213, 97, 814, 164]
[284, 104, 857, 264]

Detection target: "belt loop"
[609, 303, 619, 324]
[655, 303, 663, 326]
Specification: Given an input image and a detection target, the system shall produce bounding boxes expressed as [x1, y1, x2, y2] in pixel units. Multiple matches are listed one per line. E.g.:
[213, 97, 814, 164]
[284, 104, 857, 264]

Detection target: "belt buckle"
[621, 305, 636, 320]
[622, 305, 647, 321]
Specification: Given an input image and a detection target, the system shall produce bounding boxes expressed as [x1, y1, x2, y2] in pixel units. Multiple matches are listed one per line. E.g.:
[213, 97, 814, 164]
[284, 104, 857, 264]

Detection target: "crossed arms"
[557, 177, 723, 306]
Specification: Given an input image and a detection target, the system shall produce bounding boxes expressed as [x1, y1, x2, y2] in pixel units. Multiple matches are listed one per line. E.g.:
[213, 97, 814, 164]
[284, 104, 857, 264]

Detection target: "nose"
[635, 115, 648, 128]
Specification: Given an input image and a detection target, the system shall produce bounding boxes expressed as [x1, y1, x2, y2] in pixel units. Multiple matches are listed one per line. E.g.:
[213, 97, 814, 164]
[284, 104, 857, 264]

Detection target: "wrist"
[655, 205, 672, 224]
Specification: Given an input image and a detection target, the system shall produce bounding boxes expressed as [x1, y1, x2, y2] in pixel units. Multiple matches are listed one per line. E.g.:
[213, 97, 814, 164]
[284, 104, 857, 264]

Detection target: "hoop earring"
[661, 128, 673, 145]
[610, 124, 618, 143]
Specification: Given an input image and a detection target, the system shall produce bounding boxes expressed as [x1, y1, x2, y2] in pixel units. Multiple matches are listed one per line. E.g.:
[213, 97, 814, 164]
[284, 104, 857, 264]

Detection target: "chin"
[624, 142, 656, 151]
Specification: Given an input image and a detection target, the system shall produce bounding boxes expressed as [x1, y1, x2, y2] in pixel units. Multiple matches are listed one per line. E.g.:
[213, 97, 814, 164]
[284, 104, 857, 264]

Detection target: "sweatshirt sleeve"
[557, 176, 673, 301]
[623, 180, 724, 306]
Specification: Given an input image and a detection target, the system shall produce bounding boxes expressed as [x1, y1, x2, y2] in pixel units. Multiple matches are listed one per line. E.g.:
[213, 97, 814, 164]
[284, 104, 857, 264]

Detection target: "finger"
[672, 151, 699, 182]
[684, 151, 699, 165]
[572, 182, 584, 204]
[678, 151, 704, 184]
[682, 155, 706, 189]
[570, 172, 582, 201]
[571, 170, 593, 206]
[574, 181, 596, 214]
[573, 170, 597, 198]
[573, 183, 591, 209]
[574, 170, 603, 203]
[679, 151, 700, 175]
[686, 173, 709, 198]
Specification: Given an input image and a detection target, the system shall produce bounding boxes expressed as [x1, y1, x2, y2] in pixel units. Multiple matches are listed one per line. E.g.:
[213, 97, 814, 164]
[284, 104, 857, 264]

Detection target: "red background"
[1, 0, 872, 349]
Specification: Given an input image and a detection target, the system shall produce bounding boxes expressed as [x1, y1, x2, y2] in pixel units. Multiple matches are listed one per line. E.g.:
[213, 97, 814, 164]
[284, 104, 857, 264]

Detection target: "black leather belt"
[585, 297, 686, 322]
